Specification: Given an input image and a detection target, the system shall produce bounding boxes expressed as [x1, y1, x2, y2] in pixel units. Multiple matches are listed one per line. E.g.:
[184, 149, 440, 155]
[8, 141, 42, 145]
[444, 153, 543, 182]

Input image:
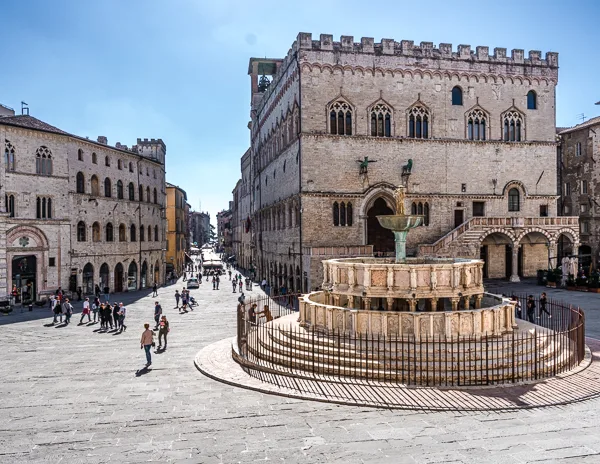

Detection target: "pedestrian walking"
[79, 298, 91, 324]
[228, 270, 232, 280]
[154, 301, 162, 329]
[526, 295, 536, 323]
[238, 292, 245, 306]
[174, 290, 181, 308]
[248, 303, 257, 324]
[238, 279, 243, 292]
[140, 324, 154, 367]
[99, 303, 106, 329]
[104, 303, 113, 329]
[158, 315, 169, 349]
[63, 298, 73, 325]
[539, 292, 551, 318]
[216, 275, 220, 290]
[261, 278, 267, 290]
[91, 300, 99, 323]
[52, 297, 63, 324]
[118, 303, 127, 332]
[232, 278, 237, 293]
[113, 303, 120, 329]
[152, 283, 158, 297]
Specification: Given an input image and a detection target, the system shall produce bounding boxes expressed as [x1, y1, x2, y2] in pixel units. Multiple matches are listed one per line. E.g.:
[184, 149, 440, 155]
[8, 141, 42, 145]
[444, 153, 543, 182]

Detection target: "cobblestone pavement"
[2, 276, 600, 463]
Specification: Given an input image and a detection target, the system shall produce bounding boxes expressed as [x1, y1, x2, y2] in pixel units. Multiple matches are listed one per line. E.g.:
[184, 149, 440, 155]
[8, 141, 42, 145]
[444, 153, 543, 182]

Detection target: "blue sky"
[1, 0, 598, 222]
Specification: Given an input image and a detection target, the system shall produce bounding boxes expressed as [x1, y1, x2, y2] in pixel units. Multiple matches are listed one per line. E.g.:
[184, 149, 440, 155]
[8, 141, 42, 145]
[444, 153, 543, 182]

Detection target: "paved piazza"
[1, 277, 600, 463]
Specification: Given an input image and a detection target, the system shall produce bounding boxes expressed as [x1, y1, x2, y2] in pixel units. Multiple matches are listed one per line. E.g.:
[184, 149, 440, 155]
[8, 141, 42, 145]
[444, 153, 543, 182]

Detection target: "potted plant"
[566, 274, 576, 290]
[546, 269, 557, 288]
[576, 276, 588, 291]
[588, 274, 600, 293]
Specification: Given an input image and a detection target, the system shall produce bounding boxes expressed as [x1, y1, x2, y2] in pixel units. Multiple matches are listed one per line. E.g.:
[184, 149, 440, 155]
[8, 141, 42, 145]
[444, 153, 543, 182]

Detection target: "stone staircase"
[241, 314, 575, 386]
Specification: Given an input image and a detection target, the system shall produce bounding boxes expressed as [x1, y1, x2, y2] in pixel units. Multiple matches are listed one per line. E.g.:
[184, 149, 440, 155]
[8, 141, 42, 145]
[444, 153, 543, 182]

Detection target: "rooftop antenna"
[577, 113, 586, 123]
[21, 101, 29, 115]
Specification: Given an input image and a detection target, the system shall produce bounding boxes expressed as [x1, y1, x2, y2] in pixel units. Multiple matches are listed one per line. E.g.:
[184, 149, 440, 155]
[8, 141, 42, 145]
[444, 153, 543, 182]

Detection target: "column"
[333, 295, 341, 307]
[408, 299, 417, 312]
[386, 297, 395, 311]
[347, 295, 354, 309]
[474, 294, 483, 309]
[430, 297, 438, 312]
[463, 295, 471, 310]
[451, 297, 460, 311]
[509, 245, 520, 282]
[363, 297, 371, 310]
[548, 240, 557, 269]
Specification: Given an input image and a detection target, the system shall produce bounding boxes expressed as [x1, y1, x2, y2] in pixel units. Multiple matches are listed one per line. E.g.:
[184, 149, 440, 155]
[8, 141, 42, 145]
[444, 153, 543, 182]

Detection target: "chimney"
[97, 136, 107, 145]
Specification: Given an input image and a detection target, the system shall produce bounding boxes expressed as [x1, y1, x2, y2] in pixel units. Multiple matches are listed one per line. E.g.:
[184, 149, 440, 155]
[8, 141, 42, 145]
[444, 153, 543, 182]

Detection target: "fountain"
[376, 186, 423, 263]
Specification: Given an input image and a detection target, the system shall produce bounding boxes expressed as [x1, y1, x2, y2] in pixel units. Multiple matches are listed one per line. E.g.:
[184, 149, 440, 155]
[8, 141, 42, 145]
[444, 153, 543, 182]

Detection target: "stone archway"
[479, 231, 516, 279]
[367, 198, 395, 254]
[519, 231, 550, 277]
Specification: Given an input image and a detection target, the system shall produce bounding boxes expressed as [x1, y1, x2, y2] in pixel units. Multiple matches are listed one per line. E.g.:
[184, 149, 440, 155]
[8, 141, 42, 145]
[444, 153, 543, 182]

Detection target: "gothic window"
[423, 202, 430, 226]
[328, 100, 353, 135]
[333, 202, 340, 226]
[140, 224, 145, 242]
[35, 146, 53, 175]
[130, 224, 136, 242]
[76, 172, 85, 193]
[408, 105, 430, 139]
[36, 196, 52, 219]
[527, 90, 537, 110]
[104, 177, 112, 197]
[417, 202, 423, 215]
[106, 222, 114, 242]
[466, 108, 488, 141]
[340, 202, 347, 226]
[411, 201, 430, 225]
[117, 160, 122, 170]
[128, 182, 135, 201]
[139, 184, 143, 201]
[147, 225, 152, 241]
[452, 86, 463, 105]
[91, 175, 99, 196]
[411, 202, 417, 215]
[115, 180, 123, 199]
[5, 194, 14, 217]
[77, 221, 86, 241]
[105, 156, 110, 167]
[370, 103, 392, 137]
[92, 152, 97, 164]
[78, 149, 83, 161]
[153, 188, 158, 204]
[5, 140, 15, 171]
[502, 110, 524, 141]
[154, 225, 159, 241]
[119, 223, 126, 242]
[129, 162, 134, 172]
[508, 188, 520, 211]
[347, 202, 353, 226]
[92, 222, 101, 242]
[146, 186, 150, 203]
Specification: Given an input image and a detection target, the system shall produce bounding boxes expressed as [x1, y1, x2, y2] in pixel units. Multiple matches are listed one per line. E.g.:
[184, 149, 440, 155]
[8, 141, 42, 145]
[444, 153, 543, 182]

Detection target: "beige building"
[232, 149, 253, 272]
[165, 183, 189, 276]
[558, 116, 600, 268]
[0, 110, 166, 302]
[239, 33, 579, 291]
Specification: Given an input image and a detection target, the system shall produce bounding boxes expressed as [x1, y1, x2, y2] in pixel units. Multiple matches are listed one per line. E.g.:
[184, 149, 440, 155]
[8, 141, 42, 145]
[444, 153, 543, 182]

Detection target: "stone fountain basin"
[377, 215, 424, 231]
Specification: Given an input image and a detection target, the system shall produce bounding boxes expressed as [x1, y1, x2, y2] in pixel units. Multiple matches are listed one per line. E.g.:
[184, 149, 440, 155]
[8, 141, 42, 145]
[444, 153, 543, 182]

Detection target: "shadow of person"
[43, 323, 56, 327]
[112, 330, 123, 336]
[54, 323, 68, 328]
[154, 347, 166, 354]
[135, 366, 152, 377]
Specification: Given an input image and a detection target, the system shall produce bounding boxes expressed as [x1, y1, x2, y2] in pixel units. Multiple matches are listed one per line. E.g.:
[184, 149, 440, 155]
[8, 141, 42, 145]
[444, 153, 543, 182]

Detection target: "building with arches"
[0, 110, 167, 302]
[230, 33, 578, 290]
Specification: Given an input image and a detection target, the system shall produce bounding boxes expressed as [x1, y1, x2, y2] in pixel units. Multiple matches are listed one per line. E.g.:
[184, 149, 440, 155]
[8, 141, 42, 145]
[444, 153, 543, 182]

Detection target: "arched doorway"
[520, 232, 550, 277]
[479, 232, 515, 279]
[114, 263, 124, 293]
[82, 263, 94, 295]
[11, 255, 37, 304]
[99, 263, 110, 292]
[579, 245, 592, 271]
[128, 261, 138, 291]
[558, 233, 575, 261]
[367, 198, 394, 254]
[154, 261, 160, 285]
[141, 261, 148, 289]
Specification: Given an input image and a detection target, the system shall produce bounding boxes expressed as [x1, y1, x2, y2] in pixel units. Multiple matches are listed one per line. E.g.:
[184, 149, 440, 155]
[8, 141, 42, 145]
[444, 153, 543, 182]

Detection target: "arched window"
[130, 224, 137, 242]
[5, 140, 15, 171]
[347, 202, 353, 226]
[502, 110, 524, 142]
[139, 184, 143, 202]
[508, 188, 520, 211]
[105, 156, 110, 167]
[104, 178, 112, 197]
[91, 175, 99, 196]
[424, 202, 430, 226]
[77, 149, 83, 161]
[36, 196, 52, 219]
[119, 224, 126, 242]
[129, 162, 134, 172]
[5, 194, 14, 217]
[340, 202, 347, 226]
[140, 224, 145, 242]
[77, 221, 86, 242]
[35, 146, 53, 175]
[408, 105, 430, 139]
[146, 186, 150, 203]
[117, 160, 122, 170]
[106, 222, 114, 242]
[370, 103, 392, 137]
[527, 90, 537, 110]
[128, 182, 135, 200]
[329, 100, 353, 135]
[154, 225, 159, 241]
[417, 202, 424, 215]
[92, 152, 97, 164]
[466, 108, 488, 141]
[147, 225, 152, 241]
[411, 202, 417, 215]
[76, 172, 85, 193]
[333, 202, 339, 226]
[452, 86, 463, 106]
[92, 222, 101, 242]
[153, 188, 158, 204]
[117, 180, 124, 199]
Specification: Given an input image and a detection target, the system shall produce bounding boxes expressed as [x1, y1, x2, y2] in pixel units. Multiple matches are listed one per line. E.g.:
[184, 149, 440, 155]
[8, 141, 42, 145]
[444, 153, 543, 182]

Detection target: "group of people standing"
[174, 289, 195, 312]
[78, 297, 129, 332]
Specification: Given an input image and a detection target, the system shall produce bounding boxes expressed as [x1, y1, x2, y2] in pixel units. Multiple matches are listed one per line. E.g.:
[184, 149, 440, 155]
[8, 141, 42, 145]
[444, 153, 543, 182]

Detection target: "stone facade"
[558, 117, 600, 268]
[166, 183, 189, 276]
[232, 150, 253, 272]
[235, 33, 578, 291]
[0, 114, 166, 301]
[216, 206, 233, 255]
[190, 211, 210, 246]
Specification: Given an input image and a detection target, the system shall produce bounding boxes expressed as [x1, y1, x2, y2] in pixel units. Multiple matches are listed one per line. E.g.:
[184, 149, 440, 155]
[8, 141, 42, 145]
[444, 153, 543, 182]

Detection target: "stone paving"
[2, 275, 600, 463]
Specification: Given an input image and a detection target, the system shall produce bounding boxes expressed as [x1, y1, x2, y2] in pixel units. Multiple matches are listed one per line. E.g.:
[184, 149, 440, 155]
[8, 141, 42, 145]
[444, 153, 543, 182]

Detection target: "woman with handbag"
[158, 316, 169, 350]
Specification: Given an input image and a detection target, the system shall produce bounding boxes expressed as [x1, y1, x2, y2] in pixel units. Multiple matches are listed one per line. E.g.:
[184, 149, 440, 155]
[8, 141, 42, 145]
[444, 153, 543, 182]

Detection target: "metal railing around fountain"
[235, 294, 585, 387]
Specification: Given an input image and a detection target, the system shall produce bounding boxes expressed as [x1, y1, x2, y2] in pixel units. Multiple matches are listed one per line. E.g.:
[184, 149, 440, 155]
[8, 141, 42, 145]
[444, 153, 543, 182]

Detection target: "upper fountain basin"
[377, 215, 424, 231]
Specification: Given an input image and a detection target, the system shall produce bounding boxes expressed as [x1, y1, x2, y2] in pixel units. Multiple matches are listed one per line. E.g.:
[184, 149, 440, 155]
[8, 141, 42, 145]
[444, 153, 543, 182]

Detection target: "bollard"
[29, 304, 33, 311]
